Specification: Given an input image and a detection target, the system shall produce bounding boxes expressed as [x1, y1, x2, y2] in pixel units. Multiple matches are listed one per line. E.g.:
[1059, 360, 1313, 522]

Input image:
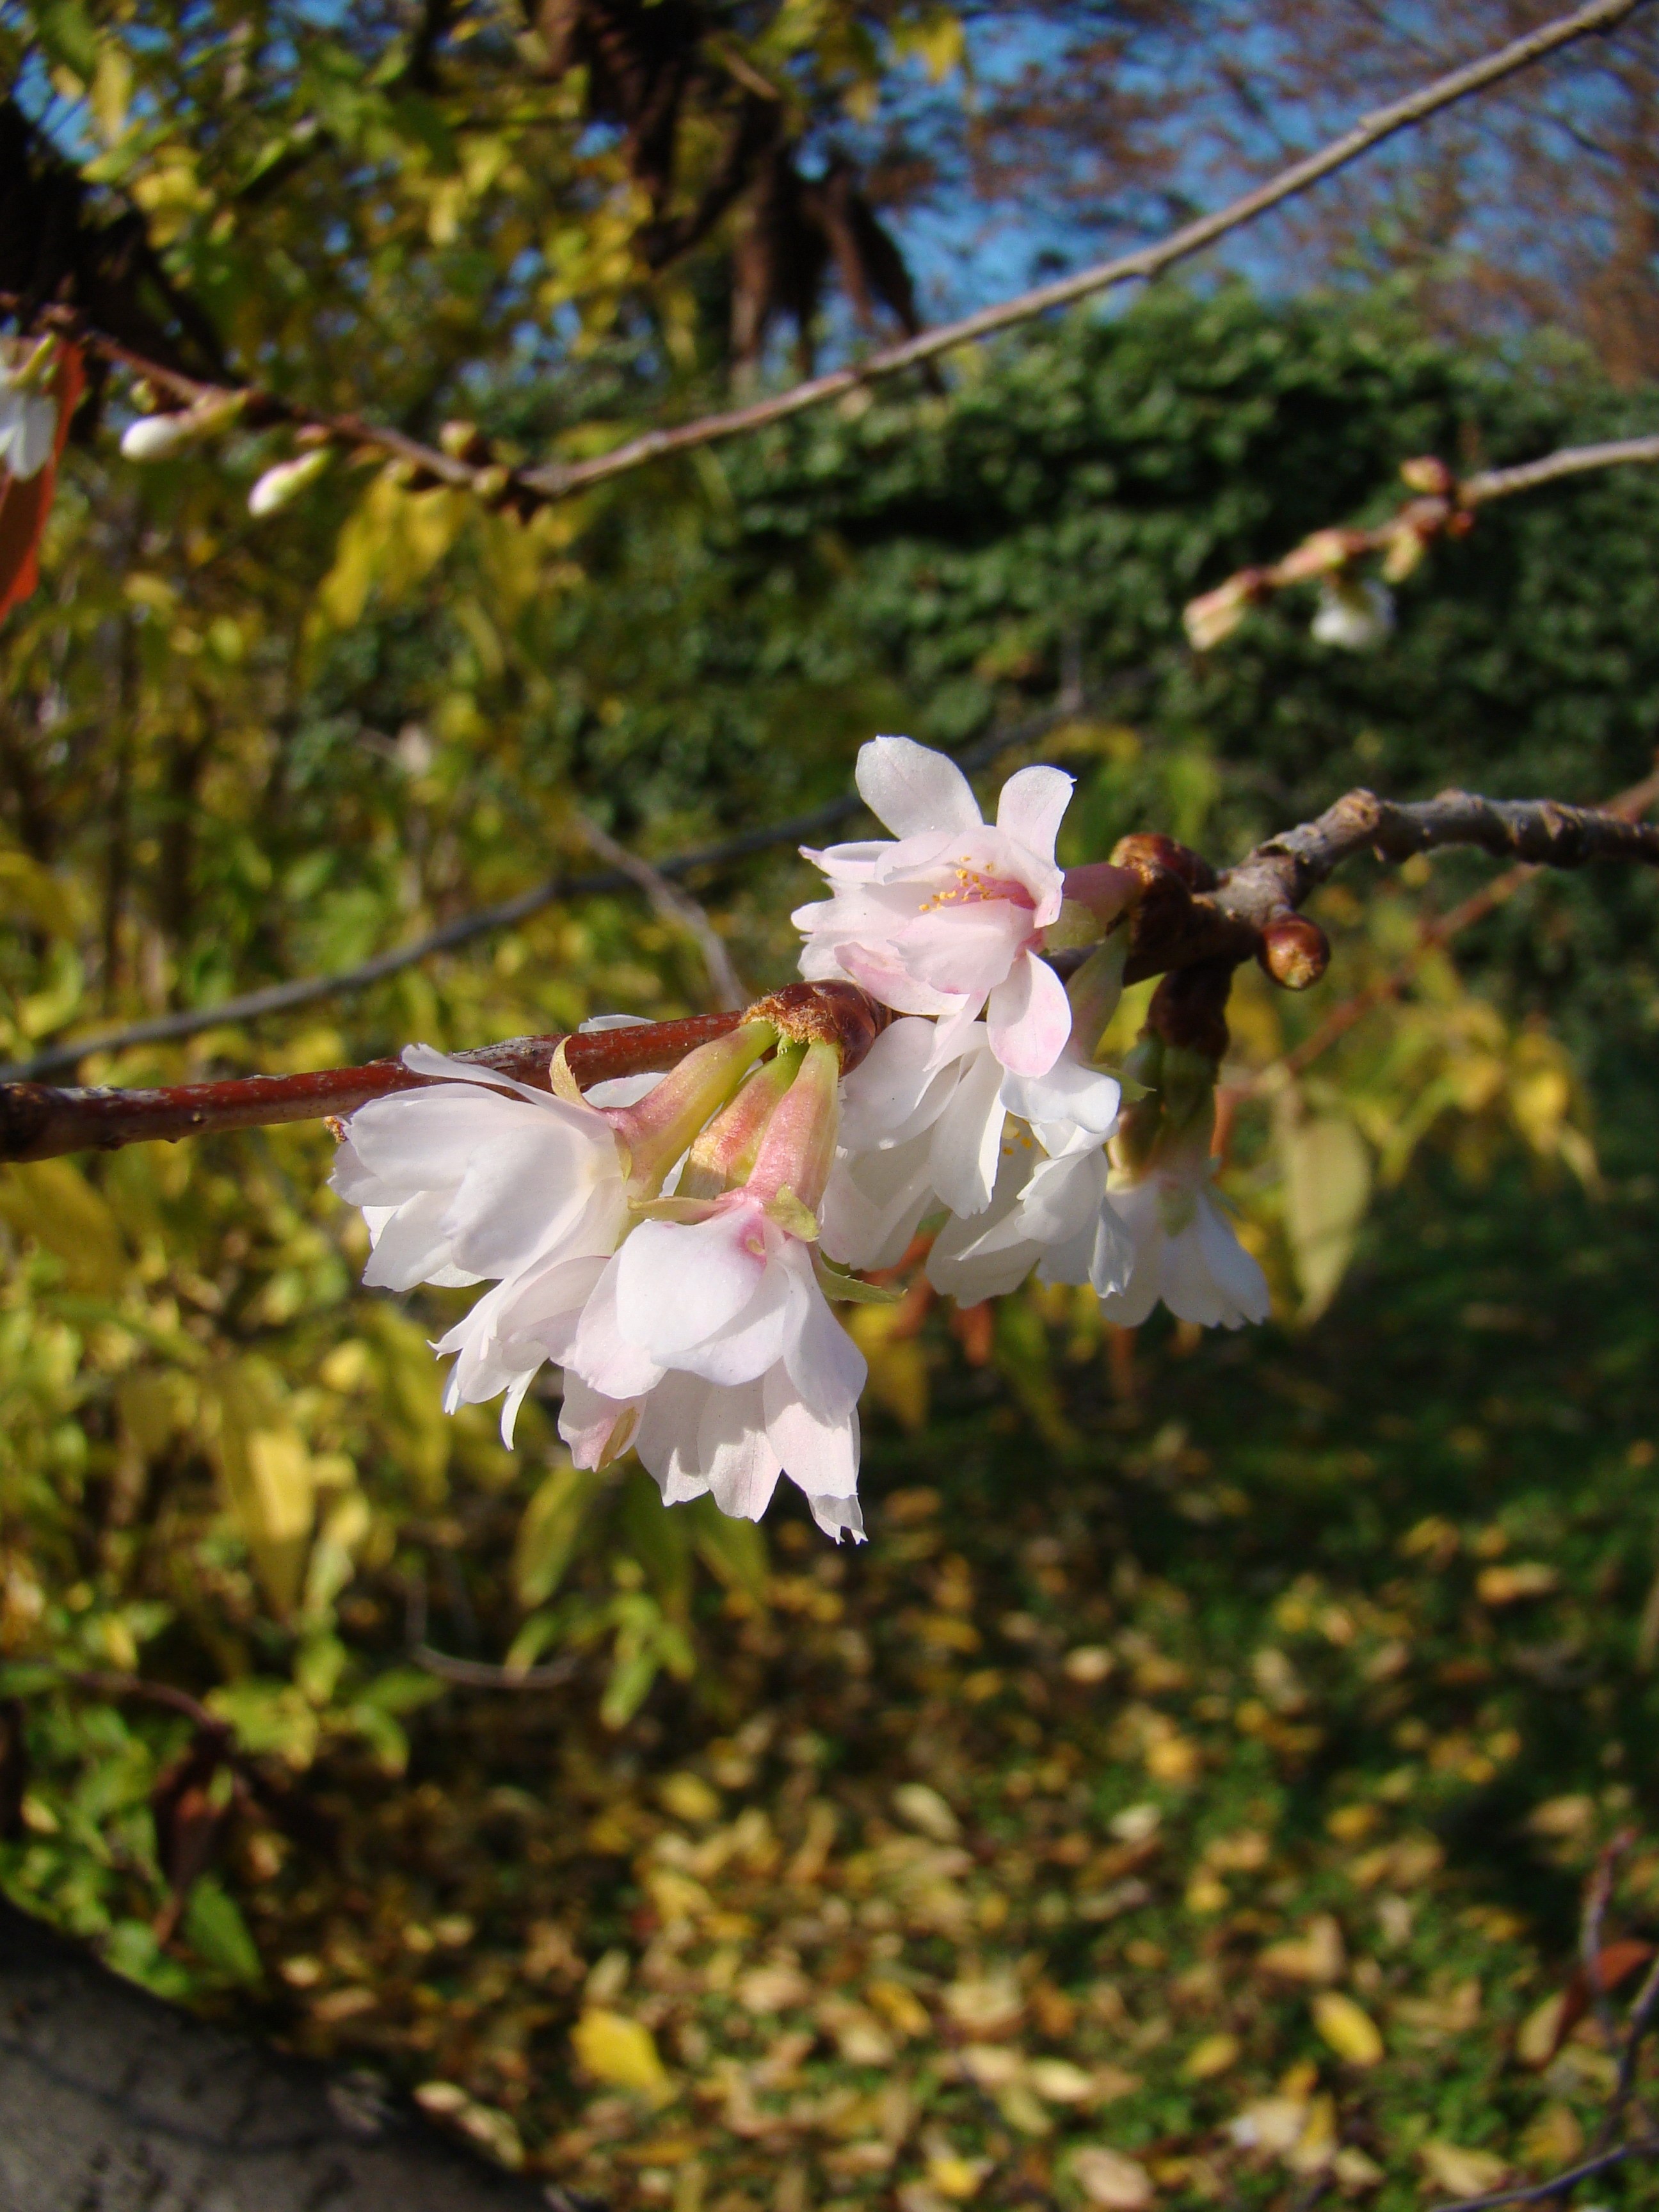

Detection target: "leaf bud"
[1258, 914, 1329, 991]
[1276, 528, 1358, 584]
[248, 446, 332, 517]
[1400, 455, 1455, 497]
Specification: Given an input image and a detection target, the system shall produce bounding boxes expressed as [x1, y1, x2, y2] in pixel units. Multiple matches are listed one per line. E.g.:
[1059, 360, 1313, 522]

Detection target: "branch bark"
[0, 1895, 577, 2212]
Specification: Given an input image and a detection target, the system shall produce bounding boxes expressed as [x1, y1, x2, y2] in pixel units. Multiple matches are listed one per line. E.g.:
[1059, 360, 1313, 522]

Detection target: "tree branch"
[5, 791, 1659, 1162]
[0, 982, 884, 1162]
[14, 0, 1641, 517]
[1185, 436, 1659, 648]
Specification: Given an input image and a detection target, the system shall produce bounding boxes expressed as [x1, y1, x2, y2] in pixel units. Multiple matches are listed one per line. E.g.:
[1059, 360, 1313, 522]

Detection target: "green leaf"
[182, 1877, 263, 1985]
[815, 1256, 902, 1304]
[27, 0, 99, 81]
[513, 1459, 603, 1607]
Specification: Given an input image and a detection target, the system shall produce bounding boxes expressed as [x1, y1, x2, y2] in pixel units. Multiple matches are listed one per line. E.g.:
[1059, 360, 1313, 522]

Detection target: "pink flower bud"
[604, 1018, 775, 1194]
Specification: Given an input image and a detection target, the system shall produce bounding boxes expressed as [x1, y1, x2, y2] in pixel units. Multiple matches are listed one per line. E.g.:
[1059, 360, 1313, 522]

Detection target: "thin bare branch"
[1185, 436, 1659, 646]
[570, 812, 748, 1011]
[1465, 433, 1659, 501]
[11, 0, 1642, 517]
[403, 1575, 577, 1692]
[1234, 762, 1659, 1090]
[0, 700, 1075, 1085]
[513, 0, 1647, 502]
[1426, 2135, 1659, 2212]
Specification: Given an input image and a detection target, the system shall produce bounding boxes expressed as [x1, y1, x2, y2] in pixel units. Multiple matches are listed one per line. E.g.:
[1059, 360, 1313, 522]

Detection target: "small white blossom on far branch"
[0, 339, 63, 481]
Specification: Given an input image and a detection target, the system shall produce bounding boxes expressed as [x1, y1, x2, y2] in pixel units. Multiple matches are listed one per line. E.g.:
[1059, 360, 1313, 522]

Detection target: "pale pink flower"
[562, 1194, 867, 1542]
[822, 1014, 1121, 1281]
[928, 1126, 1134, 1304]
[1097, 1132, 1270, 1330]
[794, 735, 1075, 1077]
[330, 1045, 630, 1292]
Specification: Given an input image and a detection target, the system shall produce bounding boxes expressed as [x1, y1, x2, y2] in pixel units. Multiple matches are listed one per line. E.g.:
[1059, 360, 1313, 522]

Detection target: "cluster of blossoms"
[333, 738, 1267, 1541]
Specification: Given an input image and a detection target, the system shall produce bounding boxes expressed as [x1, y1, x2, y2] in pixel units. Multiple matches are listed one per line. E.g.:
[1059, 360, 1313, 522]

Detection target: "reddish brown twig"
[0, 981, 885, 1162]
[1235, 763, 1659, 1092]
[6, 791, 1659, 1162]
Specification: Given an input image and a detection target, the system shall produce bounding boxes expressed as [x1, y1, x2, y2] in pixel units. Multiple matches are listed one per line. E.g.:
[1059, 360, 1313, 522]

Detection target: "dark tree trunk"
[0, 1897, 584, 2211]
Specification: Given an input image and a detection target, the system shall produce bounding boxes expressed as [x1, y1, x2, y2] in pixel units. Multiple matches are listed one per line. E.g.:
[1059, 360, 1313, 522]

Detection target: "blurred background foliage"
[5, 0, 1659, 2201]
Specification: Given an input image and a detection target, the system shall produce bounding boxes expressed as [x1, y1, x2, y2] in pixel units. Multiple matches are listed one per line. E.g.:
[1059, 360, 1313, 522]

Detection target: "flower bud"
[1276, 528, 1357, 584]
[248, 445, 332, 517]
[680, 1044, 804, 1201]
[122, 389, 247, 462]
[748, 1039, 841, 1215]
[1310, 579, 1393, 652]
[1183, 572, 1260, 651]
[605, 1019, 776, 1194]
[121, 412, 195, 461]
[1060, 860, 1140, 927]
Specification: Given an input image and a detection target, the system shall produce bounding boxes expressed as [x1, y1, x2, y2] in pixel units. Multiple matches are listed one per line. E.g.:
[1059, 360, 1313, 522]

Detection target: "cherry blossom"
[1097, 1128, 1270, 1330]
[927, 1125, 1134, 1304]
[561, 1041, 867, 1541]
[330, 1045, 630, 1292]
[822, 1014, 1122, 1287]
[794, 735, 1075, 1077]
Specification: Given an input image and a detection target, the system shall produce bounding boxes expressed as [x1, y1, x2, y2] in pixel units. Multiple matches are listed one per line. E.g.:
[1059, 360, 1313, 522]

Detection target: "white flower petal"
[766, 1366, 860, 1498]
[929, 1043, 1007, 1217]
[995, 764, 1074, 867]
[614, 1206, 773, 1358]
[986, 949, 1072, 1078]
[855, 734, 982, 839]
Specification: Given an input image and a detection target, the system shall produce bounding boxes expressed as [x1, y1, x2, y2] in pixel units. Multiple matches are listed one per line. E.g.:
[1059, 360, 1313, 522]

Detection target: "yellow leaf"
[1311, 1991, 1383, 2067]
[1070, 2146, 1154, 2209]
[0, 1157, 127, 1292]
[1333, 2145, 1385, 2191]
[0, 847, 84, 936]
[867, 1977, 932, 2039]
[1476, 1562, 1557, 1605]
[206, 1362, 316, 1615]
[1279, 1107, 1371, 1320]
[893, 1781, 959, 1843]
[1514, 1989, 1567, 2067]
[1025, 2057, 1093, 2104]
[1258, 1914, 1345, 1984]
[570, 2008, 671, 2101]
[1419, 2143, 1508, 2198]
[1183, 2032, 1240, 2080]
[1520, 2102, 1583, 2171]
